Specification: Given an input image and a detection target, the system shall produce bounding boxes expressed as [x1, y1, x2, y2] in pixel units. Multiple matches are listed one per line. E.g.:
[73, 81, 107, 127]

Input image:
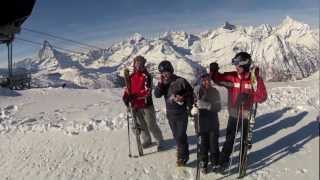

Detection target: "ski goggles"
[232, 56, 250, 66]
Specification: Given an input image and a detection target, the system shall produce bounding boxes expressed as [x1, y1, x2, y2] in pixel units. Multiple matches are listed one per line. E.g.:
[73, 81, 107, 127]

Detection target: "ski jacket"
[194, 85, 221, 113]
[154, 74, 194, 115]
[123, 70, 153, 109]
[211, 70, 267, 118]
[193, 85, 221, 133]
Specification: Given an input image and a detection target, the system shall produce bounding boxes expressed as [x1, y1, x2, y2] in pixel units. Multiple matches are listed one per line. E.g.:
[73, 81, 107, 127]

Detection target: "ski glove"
[236, 93, 250, 105]
[209, 62, 219, 74]
[123, 94, 138, 107]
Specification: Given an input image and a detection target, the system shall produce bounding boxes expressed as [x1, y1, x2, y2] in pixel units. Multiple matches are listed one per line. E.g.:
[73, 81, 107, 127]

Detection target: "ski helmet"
[231, 52, 252, 71]
[158, 60, 174, 73]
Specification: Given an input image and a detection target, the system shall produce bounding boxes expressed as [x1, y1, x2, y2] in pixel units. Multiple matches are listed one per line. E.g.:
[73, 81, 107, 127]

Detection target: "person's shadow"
[0, 87, 21, 97]
[224, 110, 317, 177]
[247, 114, 318, 175]
[187, 108, 292, 167]
[253, 108, 303, 144]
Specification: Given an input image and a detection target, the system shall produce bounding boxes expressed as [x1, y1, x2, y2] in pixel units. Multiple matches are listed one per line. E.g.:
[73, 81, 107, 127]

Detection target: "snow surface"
[0, 74, 318, 179]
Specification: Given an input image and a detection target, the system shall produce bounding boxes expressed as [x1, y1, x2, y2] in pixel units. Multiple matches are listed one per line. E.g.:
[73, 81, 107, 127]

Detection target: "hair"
[200, 73, 210, 79]
[133, 55, 146, 65]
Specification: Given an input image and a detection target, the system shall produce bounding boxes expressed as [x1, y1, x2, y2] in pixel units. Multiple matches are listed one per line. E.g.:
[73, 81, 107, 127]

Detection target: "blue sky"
[0, 0, 318, 66]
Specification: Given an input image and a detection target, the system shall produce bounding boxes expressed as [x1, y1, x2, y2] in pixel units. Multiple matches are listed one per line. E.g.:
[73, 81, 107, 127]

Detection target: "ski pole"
[127, 108, 132, 158]
[227, 103, 242, 176]
[238, 104, 244, 176]
[195, 105, 201, 180]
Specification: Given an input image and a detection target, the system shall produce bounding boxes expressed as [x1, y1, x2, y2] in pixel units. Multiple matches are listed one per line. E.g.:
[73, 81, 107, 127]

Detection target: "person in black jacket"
[154, 60, 194, 166]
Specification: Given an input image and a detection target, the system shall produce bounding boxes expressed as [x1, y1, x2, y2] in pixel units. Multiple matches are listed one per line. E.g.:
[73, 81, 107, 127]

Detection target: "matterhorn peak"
[38, 40, 55, 60]
[223, 21, 236, 30]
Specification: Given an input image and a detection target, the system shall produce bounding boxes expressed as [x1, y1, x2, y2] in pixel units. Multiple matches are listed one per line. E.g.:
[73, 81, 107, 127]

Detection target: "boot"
[176, 158, 188, 167]
[156, 141, 165, 151]
[200, 161, 208, 174]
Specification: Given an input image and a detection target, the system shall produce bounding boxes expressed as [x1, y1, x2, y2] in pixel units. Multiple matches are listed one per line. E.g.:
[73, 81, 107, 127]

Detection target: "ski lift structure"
[0, 0, 36, 89]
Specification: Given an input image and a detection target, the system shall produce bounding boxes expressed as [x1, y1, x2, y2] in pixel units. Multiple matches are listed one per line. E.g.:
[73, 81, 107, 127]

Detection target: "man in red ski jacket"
[210, 52, 267, 168]
[123, 56, 164, 150]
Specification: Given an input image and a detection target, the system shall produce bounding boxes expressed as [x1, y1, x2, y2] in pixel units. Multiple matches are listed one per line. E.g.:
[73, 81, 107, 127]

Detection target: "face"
[201, 77, 210, 89]
[134, 61, 144, 72]
[235, 65, 244, 74]
[161, 71, 172, 82]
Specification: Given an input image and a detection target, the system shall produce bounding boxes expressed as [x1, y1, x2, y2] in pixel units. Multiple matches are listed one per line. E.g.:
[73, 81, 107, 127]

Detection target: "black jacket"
[154, 74, 194, 115]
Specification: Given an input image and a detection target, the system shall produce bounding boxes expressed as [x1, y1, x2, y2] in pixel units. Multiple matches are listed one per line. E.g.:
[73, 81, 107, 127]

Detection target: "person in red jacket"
[123, 56, 164, 150]
[210, 52, 267, 168]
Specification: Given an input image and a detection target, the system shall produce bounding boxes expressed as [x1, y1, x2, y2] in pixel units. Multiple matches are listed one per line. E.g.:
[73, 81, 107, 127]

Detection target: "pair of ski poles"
[227, 103, 243, 175]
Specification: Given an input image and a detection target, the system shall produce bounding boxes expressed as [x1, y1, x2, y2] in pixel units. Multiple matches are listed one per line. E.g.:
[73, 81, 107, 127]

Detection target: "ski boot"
[200, 161, 208, 174]
[176, 157, 189, 167]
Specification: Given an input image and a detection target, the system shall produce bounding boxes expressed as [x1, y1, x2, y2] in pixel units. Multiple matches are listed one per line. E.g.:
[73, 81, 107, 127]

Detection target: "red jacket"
[123, 70, 153, 109]
[212, 70, 267, 112]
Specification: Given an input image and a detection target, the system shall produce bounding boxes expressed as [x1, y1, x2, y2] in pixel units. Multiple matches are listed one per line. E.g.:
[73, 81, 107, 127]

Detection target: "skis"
[238, 67, 259, 178]
[195, 107, 201, 180]
[124, 68, 143, 157]
[247, 103, 258, 149]
[193, 84, 201, 180]
[238, 104, 248, 178]
[247, 68, 258, 149]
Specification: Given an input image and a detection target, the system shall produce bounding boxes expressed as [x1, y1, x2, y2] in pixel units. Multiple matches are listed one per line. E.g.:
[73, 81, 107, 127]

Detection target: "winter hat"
[158, 60, 174, 73]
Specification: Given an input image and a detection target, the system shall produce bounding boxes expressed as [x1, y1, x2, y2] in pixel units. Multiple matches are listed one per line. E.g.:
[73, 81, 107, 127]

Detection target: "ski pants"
[199, 128, 220, 165]
[133, 106, 164, 145]
[167, 112, 189, 160]
[221, 116, 249, 160]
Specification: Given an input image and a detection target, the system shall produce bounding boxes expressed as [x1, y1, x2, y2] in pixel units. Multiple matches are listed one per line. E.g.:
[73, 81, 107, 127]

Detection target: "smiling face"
[134, 61, 145, 72]
[161, 71, 172, 82]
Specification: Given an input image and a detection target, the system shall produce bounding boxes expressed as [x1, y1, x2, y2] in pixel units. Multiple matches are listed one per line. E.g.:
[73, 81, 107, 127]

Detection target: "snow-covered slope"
[16, 17, 319, 88]
[0, 73, 318, 180]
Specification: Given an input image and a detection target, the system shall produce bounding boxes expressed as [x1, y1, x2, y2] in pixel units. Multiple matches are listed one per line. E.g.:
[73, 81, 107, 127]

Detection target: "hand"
[254, 67, 260, 76]
[209, 62, 219, 74]
[124, 87, 129, 94]
[157, 74, 166, 87]
[127, 94, 137, 102]
[237, 93, 250, 105]
[156, 74, 163, 83]
[171, 95, 184, 106]
[174, 95, 184, 103]
[191, 105, 199, 116]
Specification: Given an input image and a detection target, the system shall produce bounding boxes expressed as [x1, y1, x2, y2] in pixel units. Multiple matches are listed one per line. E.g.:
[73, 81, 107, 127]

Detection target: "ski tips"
[124, 68, 130, 76]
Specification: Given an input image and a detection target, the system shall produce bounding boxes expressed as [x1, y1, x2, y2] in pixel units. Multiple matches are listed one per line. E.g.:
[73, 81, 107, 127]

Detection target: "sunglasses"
[232, 57, 250, 66]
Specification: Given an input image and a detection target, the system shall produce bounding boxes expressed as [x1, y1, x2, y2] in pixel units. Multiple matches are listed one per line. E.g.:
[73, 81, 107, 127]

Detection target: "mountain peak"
[42, 40, 53, 50]
[223, 21, 236, 30]
[280, 16, 305, 28]
[128, 33, 145, 44]
[38, 40, 55, 60]
[276, 16, 310, 37]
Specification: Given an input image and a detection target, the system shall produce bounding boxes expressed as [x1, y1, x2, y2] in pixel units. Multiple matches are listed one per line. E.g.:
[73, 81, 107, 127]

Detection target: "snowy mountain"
[16, 17, 319, 88]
